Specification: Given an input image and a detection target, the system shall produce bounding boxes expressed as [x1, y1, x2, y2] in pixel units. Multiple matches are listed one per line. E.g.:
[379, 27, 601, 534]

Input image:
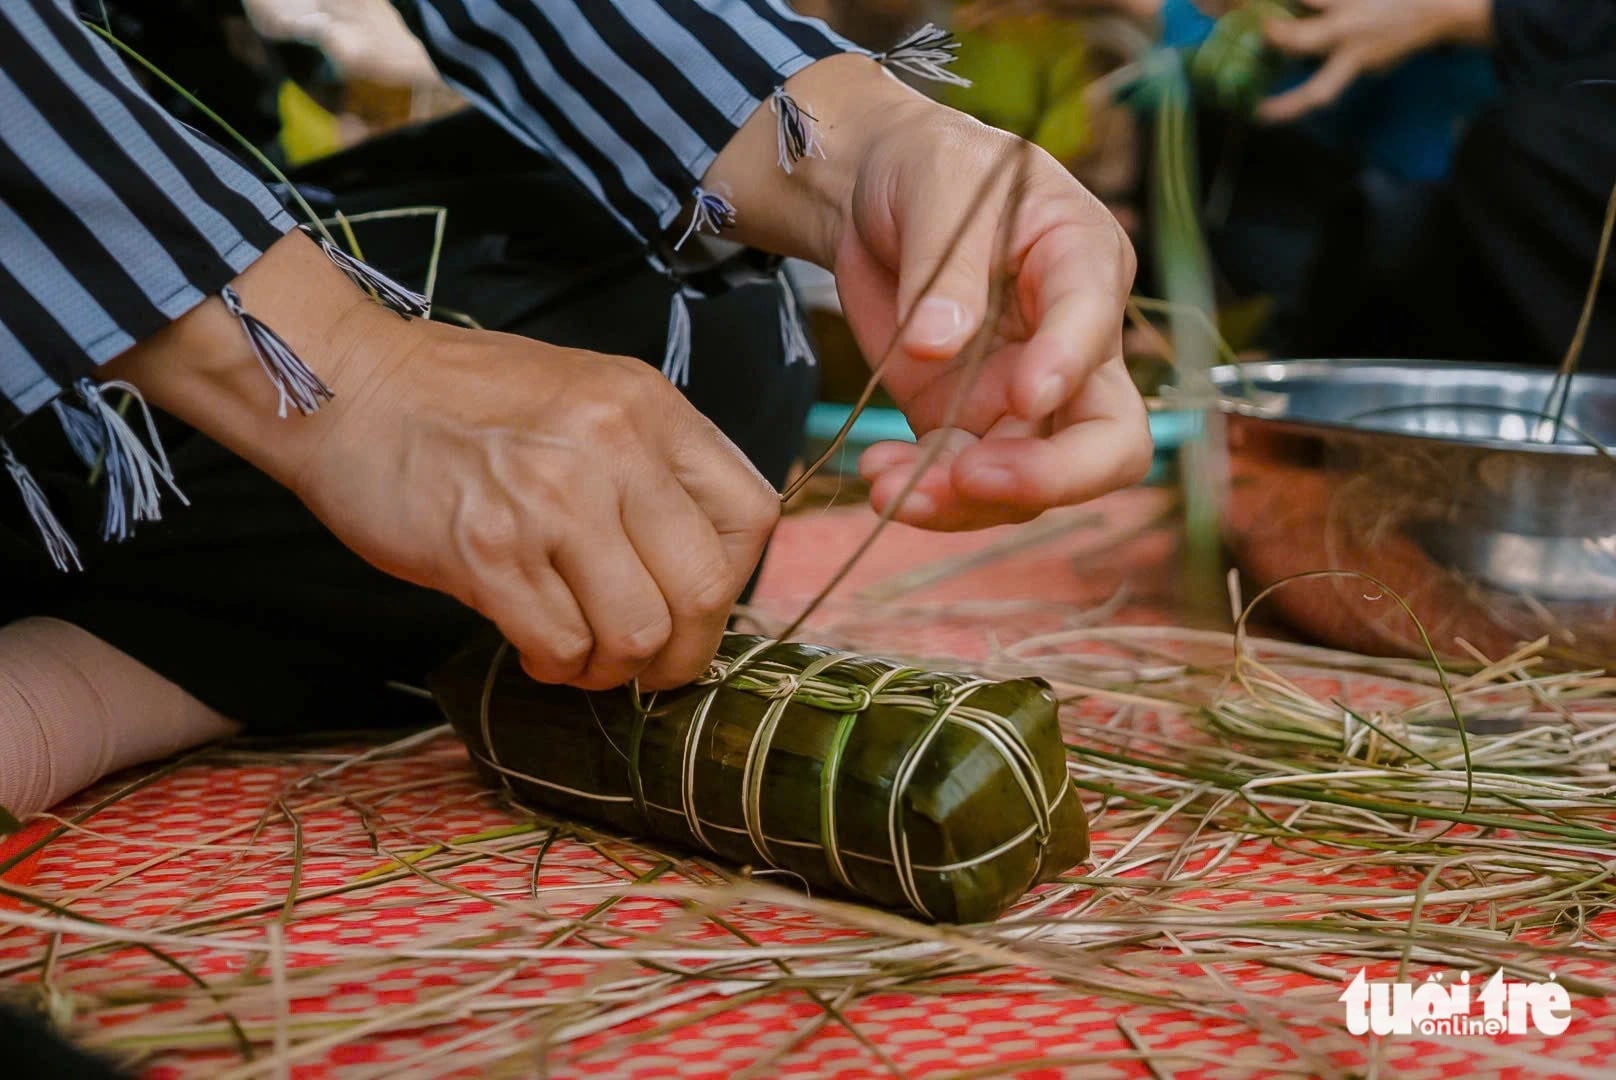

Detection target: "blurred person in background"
[1059, 0, 1614, 370]
[1269, 0, 1616, 371]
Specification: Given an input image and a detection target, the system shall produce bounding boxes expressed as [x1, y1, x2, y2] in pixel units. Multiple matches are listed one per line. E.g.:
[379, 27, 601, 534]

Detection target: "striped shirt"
[0, 0, 854, 431]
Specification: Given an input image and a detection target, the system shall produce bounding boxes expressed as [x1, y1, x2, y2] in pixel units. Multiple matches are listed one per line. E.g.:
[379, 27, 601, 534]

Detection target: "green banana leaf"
[432, 634, 1089, 923]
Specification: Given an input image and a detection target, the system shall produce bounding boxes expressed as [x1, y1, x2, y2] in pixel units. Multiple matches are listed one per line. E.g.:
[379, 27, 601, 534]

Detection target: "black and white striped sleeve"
[0, 0, 297, 430]
[0, 0, 864, 429]
[397, 0, 859, 243]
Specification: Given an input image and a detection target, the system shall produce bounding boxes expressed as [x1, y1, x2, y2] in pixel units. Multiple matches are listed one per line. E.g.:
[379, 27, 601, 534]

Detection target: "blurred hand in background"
[1259, 0, 1494, 121]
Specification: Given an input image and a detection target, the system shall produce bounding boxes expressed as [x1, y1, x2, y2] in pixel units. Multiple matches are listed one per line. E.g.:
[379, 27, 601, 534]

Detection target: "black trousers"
[0, 112, 815, 732]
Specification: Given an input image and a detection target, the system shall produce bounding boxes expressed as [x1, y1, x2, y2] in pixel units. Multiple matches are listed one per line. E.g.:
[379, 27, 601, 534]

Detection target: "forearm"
[100, 232, 399, 493]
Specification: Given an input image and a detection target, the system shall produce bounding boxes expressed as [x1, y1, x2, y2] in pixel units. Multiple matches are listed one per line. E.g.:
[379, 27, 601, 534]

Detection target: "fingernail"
[898, 492, 937, 518]
[964, 467, 1016, 495]
[908, 297, 969, 350]
[1032, 373, 1068, 415]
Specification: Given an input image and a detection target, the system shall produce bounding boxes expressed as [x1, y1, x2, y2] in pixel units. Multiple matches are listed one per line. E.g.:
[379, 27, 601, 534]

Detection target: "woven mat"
[2, 489, 1613, 1078]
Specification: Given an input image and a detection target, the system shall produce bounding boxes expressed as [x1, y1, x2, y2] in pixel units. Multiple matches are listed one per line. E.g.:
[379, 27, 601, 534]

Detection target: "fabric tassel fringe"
[74, 380, 188, 543]
[876, 24, 971, 87]
[52, 400, 105, 469]
[2, 439, 81, 572]
[221, 285, 334, 419]
[675, 188, 737, 251]
[776, 271, 816, 367]
[304, 229, 431, 318]
[770, 88, 824, 174]
[662, 289, 695, 388]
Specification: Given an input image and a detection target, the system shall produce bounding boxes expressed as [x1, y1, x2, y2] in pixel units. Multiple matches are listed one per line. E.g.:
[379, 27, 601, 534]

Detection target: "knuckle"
[603, 613, 672, 666]
[739, 485, 782, 540]
[681, 567, 741, 618]
[456, 504, 520, 564]
[573, 394, 636, 443]
[608, 358, 670, 409]
[510, 623, 592, 684]
[548, 629, 593, 673]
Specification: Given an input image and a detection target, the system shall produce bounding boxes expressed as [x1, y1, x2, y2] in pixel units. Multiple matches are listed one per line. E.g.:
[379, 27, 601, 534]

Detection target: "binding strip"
[221, 285, 334, 419]
[770, 87, 824, 174]
[2, 438, 80, 572]
[886, 679, 993, 919]
[675, 187, 737, 251]
[75, 380, 188, 543]
[679, 637, 777, 852]
[776, 270, 816, 367]
[739, 676, 800, 868]
[876, 23, 971, 87]
[304, 228, 431, 318]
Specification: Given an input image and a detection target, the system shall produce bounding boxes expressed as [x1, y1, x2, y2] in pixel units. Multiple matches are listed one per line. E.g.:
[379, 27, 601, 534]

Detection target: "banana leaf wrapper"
[431, 634, 1089, 923]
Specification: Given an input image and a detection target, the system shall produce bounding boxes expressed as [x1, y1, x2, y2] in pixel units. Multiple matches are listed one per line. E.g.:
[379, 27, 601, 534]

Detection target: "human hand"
[1257, 0, 1493, 122]
[109, 233, 779, 691]
[838, 101, 1149, 531]
[705, 55, 1151, 531]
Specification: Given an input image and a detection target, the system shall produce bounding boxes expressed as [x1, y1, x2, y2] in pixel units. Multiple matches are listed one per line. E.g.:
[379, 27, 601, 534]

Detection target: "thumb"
[895, 188, 998, 363]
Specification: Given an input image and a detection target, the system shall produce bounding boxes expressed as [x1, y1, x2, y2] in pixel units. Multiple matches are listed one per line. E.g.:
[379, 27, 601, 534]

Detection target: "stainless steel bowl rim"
[1210, 359, 1616, 458]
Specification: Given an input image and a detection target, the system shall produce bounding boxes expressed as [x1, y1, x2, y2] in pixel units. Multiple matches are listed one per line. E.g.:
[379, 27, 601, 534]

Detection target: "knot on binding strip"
[304, 228, 431, 318]
[2, 438, 80, 572]
[876, 23, 971, 87]
[675, 187, 737, 251]
[221, 285, 333, 418]
[770, 88, 824, 174]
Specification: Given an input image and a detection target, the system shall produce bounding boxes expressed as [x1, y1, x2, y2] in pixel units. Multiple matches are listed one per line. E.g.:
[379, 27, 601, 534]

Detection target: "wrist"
[99, 230, 404, 492]
[700, 53, 931, 269]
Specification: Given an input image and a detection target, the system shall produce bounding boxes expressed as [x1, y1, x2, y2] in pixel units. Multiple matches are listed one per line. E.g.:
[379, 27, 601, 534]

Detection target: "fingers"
[553, 525, 673, 692]
[1264, 9, 1344, 56]
[1257, 49, 1361, 122]
[862, 357, 1151, 529]
[1259, 8, 1361, 125]
[861, 426, 1043, 532]
[954, 358, 1152, 510]
[666, 416, 780, 587]
[445, 488, 597, 682]
[891, 141, 1010, 363]
[1009, 217, 1134, 422]
[472, 564, 595, 686]
[534, 369, 774, 692]
[623, 475, 742, 690]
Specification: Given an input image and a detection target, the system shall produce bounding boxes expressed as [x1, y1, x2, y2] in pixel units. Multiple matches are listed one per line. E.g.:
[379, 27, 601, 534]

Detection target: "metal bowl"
[1212, 360, 1616, 666]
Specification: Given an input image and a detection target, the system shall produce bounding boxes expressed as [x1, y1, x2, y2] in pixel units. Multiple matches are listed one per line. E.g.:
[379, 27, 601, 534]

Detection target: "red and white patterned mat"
[2, 490, 1612, 1078]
